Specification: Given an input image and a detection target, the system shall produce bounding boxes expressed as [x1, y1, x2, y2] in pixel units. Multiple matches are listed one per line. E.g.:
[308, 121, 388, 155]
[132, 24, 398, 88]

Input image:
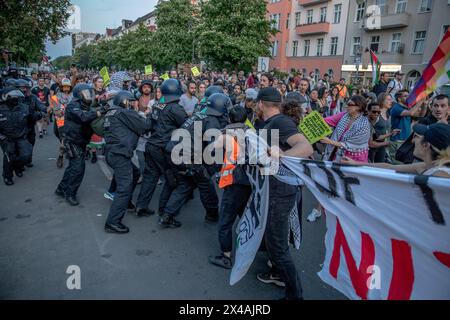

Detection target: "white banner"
[278, 157, 450, 300]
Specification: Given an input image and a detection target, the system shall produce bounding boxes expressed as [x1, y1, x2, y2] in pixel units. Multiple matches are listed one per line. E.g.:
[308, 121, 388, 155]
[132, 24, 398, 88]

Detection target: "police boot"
[14, 169, 23, 178]
[205, 208, 219, 223]
[3, 177, 14, 186]
[159, 213, 182, 228]
[66, 196, 80, 206]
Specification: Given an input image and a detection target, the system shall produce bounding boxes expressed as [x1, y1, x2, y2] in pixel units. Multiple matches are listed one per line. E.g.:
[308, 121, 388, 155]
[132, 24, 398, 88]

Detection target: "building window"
[270, 14, 281, 30]
[412, 31, 426, 54]
[307, 10, 313, 24]
[304, 40, 310, 57]
[285, 41, 289, 56]
[355, 1, 366, 22]
[390, 33, 402, 53]
[352, 37, 361, 56]
[333, 4, 342, 24]
[317, 38, 324, 56]
[286, 13, 290, 29]
[419, 0, 433, 12]
[292, 41, 298, 57]
[295, 12, 301, 27]
[320, 7, 327, 23]
[376, 0, 388, 14]
[271, 40, 279, 57]
[330, 37, 338, 56]
[370, 35, 380, 53]
[314, 69, 320, 82]
[395, 0, 407, 14]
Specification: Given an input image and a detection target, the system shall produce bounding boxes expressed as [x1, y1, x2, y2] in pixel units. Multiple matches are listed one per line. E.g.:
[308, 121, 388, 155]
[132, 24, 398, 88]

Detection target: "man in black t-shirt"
[254, 87, 313, 300]
[31, 76, 50, 138]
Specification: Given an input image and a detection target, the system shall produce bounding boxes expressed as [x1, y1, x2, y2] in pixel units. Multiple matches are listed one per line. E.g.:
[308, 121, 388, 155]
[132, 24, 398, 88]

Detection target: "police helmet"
[2, 88, 24, 107]
[72, 83, 95, 106]
[160, 78, 183, 104]
[113, 90, 136, 108]
[5, 78, 17, 87]
[206, 93, 231, 117]
[15, 79, 31, 89]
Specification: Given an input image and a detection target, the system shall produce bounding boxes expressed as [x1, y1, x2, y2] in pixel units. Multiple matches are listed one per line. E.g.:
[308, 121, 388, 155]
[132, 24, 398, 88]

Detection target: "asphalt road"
[0, 128, 346, 300]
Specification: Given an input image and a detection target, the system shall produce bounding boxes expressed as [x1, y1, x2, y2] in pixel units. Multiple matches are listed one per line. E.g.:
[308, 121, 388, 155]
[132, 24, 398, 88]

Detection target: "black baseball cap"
[413, 123, 450, 151]
[255, 87, 282, 103]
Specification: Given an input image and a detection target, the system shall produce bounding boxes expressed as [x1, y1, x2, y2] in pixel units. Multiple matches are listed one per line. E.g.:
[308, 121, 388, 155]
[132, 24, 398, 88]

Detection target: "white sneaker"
[307, 208, 322, 222]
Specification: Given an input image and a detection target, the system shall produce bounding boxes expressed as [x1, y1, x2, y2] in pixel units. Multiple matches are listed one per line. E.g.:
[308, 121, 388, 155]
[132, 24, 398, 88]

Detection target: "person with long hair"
[327, 86, 342, 115]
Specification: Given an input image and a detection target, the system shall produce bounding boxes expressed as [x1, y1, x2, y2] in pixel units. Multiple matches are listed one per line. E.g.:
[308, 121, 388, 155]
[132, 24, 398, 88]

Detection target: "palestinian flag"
[407, 29, 450, 107]
[370, 49, 382, 86]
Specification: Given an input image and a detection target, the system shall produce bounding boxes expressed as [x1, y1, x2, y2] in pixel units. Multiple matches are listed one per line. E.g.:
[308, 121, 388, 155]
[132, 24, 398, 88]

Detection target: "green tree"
[151, 0, 199, 70]
[197, 0, 277, 71]
[52, 55, 73, 70]
[0, 0, 71, 64]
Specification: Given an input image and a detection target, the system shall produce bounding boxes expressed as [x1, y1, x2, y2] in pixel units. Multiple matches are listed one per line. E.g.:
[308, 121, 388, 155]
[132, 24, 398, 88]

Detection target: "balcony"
[365, 5, 410, 30]
[298, 0, 330, 7]
[296, 22, 330, 36]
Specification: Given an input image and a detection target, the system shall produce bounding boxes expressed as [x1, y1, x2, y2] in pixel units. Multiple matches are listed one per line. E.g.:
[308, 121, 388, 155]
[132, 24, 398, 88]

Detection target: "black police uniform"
[0, 89, 32, 184]
[136, 83, 188, 213]
[104, 104, 152, 228]
[23, 93, 46, 146]
[56, 95, 98, 203]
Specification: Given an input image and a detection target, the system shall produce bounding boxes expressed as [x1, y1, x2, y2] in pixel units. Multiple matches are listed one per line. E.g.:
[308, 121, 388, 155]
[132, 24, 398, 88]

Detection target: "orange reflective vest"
[51, 95, 65, 128]
[218, 137, 239, 189]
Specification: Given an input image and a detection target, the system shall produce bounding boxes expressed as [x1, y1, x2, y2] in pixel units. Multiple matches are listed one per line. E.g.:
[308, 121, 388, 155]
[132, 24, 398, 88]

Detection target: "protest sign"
[191, 66, 201, 77]
[99, 67, 110, 87]
[144, 65, 153, 75]
[299, 111, 332, 144]
[161, 73, 169, 81]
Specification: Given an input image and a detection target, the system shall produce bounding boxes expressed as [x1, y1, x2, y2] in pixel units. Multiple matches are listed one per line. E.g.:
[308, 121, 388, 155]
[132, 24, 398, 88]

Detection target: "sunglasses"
[347, 102, 357, 107]
[370, 110, 380, 114]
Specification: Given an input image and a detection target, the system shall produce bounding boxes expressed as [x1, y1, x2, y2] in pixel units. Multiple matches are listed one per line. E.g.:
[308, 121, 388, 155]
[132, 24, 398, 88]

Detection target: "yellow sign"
[161, 73, 169, 81]
[299, 111, 332, 144]
[99, 67, 110, 87]
[144, 65, 153, 75]
[191, 66, 201, 77]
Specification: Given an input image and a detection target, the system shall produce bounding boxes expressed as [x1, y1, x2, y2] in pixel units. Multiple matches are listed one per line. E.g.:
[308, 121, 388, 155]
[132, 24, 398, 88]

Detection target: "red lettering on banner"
[329, 219, 375, 300]
[387, 240, 414, 300]
[433, 252, 450, 268]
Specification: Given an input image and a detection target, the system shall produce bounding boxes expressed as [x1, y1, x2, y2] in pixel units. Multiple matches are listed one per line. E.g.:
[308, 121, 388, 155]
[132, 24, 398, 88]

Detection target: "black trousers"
[136, 144, 167, 210]
[105, 152, 140, 225]
[57, 143, 86, 197]
[218, 184, 252, 253]
[164, 167, 218, 216]
[2, 138, 32, 179]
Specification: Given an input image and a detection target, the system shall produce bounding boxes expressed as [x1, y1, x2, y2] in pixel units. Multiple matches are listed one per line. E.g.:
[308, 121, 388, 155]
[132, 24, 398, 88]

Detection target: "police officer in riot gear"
[55, 84, 104, 206]
[103, 91, 153, 234]
[159, 93, 230, 228]
[135, 78, 189, 216]
[0, 88, 32, 185]
[15, 79, 47, 167]
[193, 85, 224, 114]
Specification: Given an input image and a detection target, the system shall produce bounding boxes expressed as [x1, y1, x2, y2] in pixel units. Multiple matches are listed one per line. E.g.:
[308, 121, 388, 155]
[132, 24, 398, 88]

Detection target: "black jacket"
[23, 94, 47, 127]
[104, 106, 152, 158]
[63, 99, 98, 147]
[148, 101, 188, 148]
[0, 101, 30, 140]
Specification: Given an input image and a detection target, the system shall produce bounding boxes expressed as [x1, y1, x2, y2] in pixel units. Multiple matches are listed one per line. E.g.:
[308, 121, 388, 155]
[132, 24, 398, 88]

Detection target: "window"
[304, 40, 310, 57]
[270, 14, 281, 30]
[419, 0, 433, 12]
[333, 4, 342, 24]
[355, 1, 366, 22]
[395, 0, 407, 14]
[271, 41, 279, 57]
[376, 0, 388, 14]
[286, 13, 290, 29]
[292, 41, 298, 57]
[390, 33, 401, 53]
[352, 37, 361, 56]
[295, 12, 301, 27]
[285, 41, 289, 56]
[317, 38, 324, 56]
[412, 31, 426, 54]
[320, 7, 327, 23]
[307, 10, 313, 24]
[370, 35, 380, 53]
[314, 69, 320, 82]
[330, 37, 338, 56]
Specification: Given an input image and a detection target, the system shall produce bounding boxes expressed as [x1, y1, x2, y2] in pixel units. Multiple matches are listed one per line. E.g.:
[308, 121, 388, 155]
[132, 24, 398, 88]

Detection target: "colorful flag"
[370, 49, 381, 86]
[407, 29, 450, 107]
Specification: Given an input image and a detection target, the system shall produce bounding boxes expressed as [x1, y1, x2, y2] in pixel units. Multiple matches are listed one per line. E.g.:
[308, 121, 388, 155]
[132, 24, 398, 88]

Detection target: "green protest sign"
[191, 66, 201, 77]
[144, 65, 153, 75]
[161, 73, 169, 80]
[299, 111, 332, 144]
[99, 67, 110, 87]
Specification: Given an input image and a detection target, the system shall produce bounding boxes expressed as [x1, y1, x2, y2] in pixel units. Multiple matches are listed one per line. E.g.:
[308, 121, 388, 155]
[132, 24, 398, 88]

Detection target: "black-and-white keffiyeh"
[324, 112, 370, 161]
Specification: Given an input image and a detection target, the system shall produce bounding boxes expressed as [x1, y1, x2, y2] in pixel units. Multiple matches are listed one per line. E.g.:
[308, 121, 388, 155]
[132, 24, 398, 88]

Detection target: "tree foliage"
[0, 0, 71, 64]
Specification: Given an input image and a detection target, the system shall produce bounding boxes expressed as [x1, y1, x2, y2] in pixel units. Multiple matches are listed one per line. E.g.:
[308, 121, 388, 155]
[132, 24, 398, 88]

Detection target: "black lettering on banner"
[301, 160, 339, 198]
[414, 175, 446, 225]
[331, 163, 361, 205]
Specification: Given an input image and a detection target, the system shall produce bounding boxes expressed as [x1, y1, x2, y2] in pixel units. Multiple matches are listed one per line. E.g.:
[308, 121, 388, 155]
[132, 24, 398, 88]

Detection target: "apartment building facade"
[268, 0, 350, 80]
[342, 0, 450, 88]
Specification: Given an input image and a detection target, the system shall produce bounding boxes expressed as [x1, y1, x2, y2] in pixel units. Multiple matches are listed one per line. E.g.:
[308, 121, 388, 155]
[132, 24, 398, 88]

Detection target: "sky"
[45, 0, 158, 59]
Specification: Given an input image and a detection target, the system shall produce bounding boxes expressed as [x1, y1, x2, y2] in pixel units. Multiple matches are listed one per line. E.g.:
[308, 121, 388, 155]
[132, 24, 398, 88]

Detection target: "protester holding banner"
[254, 87, 313, 300]
[343, 123, 450, 178]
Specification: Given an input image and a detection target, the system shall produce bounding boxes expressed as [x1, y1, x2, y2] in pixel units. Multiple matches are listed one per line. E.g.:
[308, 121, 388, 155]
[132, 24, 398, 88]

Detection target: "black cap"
[255, 87, 282, 103]
[413, 123, 450, 151]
